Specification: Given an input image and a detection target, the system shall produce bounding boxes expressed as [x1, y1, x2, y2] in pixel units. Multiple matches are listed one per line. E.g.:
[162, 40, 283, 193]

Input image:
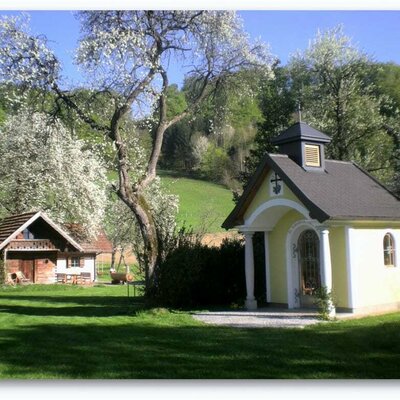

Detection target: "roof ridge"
[269, 153, 288, 158]
[325, 159, 353, 164]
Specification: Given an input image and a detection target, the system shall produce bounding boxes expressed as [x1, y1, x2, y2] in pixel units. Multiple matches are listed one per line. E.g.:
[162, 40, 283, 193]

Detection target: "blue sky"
[1, 10, 400, 87]
[241, 10, 400, 64]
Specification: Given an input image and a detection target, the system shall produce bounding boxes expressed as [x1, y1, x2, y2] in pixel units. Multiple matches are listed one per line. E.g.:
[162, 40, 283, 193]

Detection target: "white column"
[264, 231, 271, 303]
[244, 232, 257, 310]
[345, 226, 356, 310]
[320, 228, 336, 317]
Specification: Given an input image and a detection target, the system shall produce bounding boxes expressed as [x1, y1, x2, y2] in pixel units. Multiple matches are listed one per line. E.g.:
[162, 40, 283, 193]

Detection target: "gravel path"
[193, 309, 322, 329]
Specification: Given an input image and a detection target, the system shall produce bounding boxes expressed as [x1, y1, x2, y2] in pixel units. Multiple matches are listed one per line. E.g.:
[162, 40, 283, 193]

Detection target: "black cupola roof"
[271, 122, 331, 145]
[271, 122, 331, 171]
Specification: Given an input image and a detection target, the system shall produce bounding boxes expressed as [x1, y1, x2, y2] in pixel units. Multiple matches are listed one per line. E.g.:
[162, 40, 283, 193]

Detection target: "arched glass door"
[298, 229, 320, 307]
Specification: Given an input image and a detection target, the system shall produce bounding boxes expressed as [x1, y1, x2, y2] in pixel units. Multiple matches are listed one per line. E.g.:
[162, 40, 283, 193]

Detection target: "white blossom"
[0, 15, 60, 89]
[191, 135, 209, 169]
[74, 11, 274, 119]
[0, 111, 108, 237]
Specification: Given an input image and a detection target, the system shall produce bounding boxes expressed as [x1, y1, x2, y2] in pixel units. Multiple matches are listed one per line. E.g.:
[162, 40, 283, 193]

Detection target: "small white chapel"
[223, 122, 400, 316]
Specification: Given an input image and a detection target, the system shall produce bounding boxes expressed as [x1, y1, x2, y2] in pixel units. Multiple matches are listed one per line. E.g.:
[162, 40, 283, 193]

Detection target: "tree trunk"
[110, 247, 116, 270]
[117, 190, 159, 289]
[108, 67, 211, 293]
[117, 249, 124, 271]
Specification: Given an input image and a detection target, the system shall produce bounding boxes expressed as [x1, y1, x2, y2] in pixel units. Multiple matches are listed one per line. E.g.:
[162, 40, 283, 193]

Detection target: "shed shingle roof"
[64, 223, 113, 253]
[0, 212, 37, 245]
[80, 230, 113, 253]
[0, 211, 111, 253]
[223, 153, 400, 229]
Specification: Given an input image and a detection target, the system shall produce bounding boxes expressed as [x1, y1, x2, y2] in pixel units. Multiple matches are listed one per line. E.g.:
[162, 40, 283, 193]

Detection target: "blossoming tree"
[0, 11, 273, 289]
[0, 111, 108, 236]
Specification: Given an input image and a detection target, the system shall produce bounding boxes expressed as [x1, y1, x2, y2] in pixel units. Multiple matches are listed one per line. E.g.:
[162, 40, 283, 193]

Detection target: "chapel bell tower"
[271, 122, 332, 171]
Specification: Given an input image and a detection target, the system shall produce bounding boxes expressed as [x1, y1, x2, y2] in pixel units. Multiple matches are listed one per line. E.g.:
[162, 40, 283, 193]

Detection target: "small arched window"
[383, 233, 396, 267]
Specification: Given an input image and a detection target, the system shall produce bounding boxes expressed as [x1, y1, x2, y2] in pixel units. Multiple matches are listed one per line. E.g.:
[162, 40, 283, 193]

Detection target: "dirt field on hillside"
[96, 231, 241, 269]
[201, 231, 241, 247]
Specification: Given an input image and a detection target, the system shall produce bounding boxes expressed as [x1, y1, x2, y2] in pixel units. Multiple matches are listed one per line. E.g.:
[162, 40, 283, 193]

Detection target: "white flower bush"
[0, 111, 108, 237]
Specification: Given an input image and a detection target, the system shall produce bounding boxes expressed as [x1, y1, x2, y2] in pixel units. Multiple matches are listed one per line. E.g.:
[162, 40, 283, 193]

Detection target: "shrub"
[199, 144, 232, 183]
[154, 236, 245, 307]
[153, 233, 266, 308]
[314, 286, 337, 320]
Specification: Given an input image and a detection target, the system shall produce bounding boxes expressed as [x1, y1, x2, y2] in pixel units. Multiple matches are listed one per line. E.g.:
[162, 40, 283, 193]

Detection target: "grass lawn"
[1, 285, 400, 379]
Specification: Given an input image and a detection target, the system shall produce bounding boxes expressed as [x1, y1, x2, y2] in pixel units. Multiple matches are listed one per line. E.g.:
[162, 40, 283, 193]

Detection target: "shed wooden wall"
[6, 252, 57, 283]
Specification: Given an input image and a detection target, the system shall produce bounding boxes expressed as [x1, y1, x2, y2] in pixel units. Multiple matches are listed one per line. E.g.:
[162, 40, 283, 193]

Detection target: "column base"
[245, 299, 258, 310]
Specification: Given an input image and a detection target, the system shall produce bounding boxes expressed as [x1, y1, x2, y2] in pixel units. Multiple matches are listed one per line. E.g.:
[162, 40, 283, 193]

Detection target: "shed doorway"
[298, 229, 320, 307]
[20, 259, 35, 282]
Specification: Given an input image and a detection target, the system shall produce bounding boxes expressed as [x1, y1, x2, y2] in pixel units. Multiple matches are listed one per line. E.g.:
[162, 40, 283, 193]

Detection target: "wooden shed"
[0, 211, 112, 284]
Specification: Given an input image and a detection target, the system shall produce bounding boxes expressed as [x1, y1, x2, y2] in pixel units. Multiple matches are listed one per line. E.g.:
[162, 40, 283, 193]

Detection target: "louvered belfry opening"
[304, 144, 321, 167]
[271, 122, 331, 171]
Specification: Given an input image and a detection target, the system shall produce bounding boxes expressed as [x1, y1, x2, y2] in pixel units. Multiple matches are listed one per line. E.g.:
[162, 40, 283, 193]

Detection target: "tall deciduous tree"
[289, 26, 391, 175]
[0, 111, 108, 236]
[372, 63, 400, 193]
[0, 11, 273, 289]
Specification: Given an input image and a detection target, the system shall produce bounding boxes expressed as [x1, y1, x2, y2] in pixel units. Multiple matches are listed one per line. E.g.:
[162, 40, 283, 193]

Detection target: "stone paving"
[193, 308, 323, 329]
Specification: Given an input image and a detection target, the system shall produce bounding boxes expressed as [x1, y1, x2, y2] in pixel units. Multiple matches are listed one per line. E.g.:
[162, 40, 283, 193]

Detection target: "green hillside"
[108, 171, 235, 232]
[160, 172, 234, 233]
